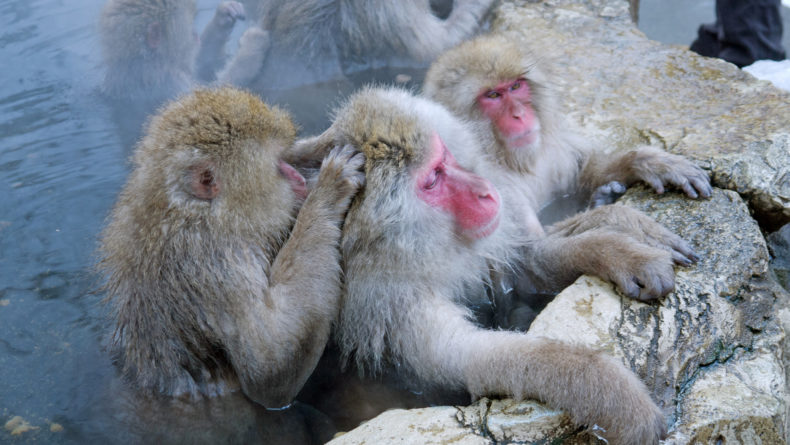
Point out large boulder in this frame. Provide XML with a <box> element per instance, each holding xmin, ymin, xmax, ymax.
<box><xmin>329</xmin><ymin>0</ymin><xmax>790</xmax><ymax>443</ymax></box>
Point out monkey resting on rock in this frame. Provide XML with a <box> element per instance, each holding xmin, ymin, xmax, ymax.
<box><xmin>299</xmin><ymin>86</ymin><xmax>675</xmax><ymax>445</ymax></box>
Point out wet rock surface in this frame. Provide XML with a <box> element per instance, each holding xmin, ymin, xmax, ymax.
<box><xmin>330</xmin><ymin>0</ymin><xmax>790</xmax><ymax>444</ymax></box>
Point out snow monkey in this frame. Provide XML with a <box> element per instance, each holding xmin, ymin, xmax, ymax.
<box><xmin>423</xmin><ymin>34</ymin><xmax>707</xmax><ymax>313</ymax></box>
<box><xmin>302</xmin><ymin>86</ymin><xmax>668</xmax><ymax>444</ymax></box>
<box><xmin>98</xmin><ymin>86</ymin><xmax>364</xmax><ymax>408</ymax></box>
<box><xmin>99</xmin><ymin>0</ymin><xmax>267</xmax><ymax>104</ymax></box>
<box><xmin>424</xmin><ymin>33</ymin><xmax>712</xmax><ymax>219</ymax></box>
<box><xmin>233</xmin><ymin>0</ymin><xmax>496</xmax><ymax>91</ymax></box>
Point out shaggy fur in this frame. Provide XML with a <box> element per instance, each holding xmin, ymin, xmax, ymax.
<box><xmin>302</xmin><ymin>86</ymin><xmax>667</xmax><ymax>445</ymax></box>
<box><xmin>98</xmin><ymin>87</ymin><xmax>364</xmax><ymax>407</ymax></box>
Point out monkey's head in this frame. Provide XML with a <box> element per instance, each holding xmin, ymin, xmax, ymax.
<box><xmin>424</xmin><ymin>34</ymin><xmax>559</xmax><ymax>173</ymax></box>
<box><xmin>111</xmin><ymin>87</ymin><xmax>302</xmax><ymax>253</ymax></box>
<box><xmin>100</xmin><ymin>0</ymin><xmax>198</xmax><ymax>72</ymax></box>
<box><xmin>331</xmin><ymin>87</ymin><xmax>502</xmax><ymax>263</ymax></box>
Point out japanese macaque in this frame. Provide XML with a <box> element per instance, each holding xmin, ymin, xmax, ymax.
<box><xmin>98</xmin><ymin>86</ymin><xmax>364</xmax><ymax>408</ymax></box>
<box><xmin>303</xmin><ymin>86</ymin><xmax>667</xmax><ymax>444</ymax></box>
<box><xmin>235</xmin><ymin>0</ymin><xmax>495</xmax><ymax>91</ymax></box>
<box><xmin>424</xmin><ymin>34</ymin><xmax>712</xmax><ymax>219</ymax></box>
<box><xmin>99</xmin><ymin>0</ymin><xmax>266</xmax><ymax>104</ymax></box>
<box><xmin>423</xmin><ymin>34</ymin><xmax>708</xmax><ymax>310</ymax></box>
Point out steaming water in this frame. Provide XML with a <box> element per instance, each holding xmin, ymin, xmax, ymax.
<box><xmin>0</xmin><ymin>1</ymin><xmax>440</xmax><ymax>443</ymax></box>
<box><xmin>0</xmin><ymin>0</ymin><xmax>741</xmax><ymax>443</ymax></box>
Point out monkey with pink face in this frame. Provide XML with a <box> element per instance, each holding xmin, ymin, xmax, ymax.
<box><xmin>423</xmin><ymin>34</ymin><xmax>709</xmax><ymax>306</ymax></box>
<box><xmin>99</xmin><ymin>87</ymin><xmax>364</xmax><ymax>408</ymax></box>
<box><xmin>424</xmin><ymin>34</ymin><xmax>712</xmax><ymax>218</ymax></box>
<box><xmin>299</xmin><ymin>86</ymin><xmax>678</xmax><ymax>445</ymax></box>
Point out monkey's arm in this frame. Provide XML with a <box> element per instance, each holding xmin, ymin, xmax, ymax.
<box><xmin>230</xmin><ymin>146</ymin><xmax>364</xmax><ymax>408</ymax></box>
<box><xmin>372</xmin><ymin>294</ymin><xmax>666</xmax><ymax>445</ymax></box>
<box><xmin>546</xmin><ymin>204</ymin><xmax>699</xmax><ymax>265</ymax></box>
<box><xmin>216</xmin><ymin>26</ymin><xmax>270</xmax><ymax>86</ymax></box>
<box><xmin>393</xmin><ymin>0</ymin><xmax>494</xmax><ymax>61</ymax></box>
<box><xmin>522</xmin><ymin>223</ymin><xmax>685</xmax><ymax>301</ymax></box>
<box><xmin>578</xmin><ymin>145</ymin><xmax>712</xmax><ymax>200</ymax></box>
<box><xmin>195</xmin><ymin>1</ymin><xmax>246</xmax><ymax>82</ymax></box>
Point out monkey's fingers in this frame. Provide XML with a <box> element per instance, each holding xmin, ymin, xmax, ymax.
<box><xmin>220</xmin><ymin>1</ymin><xmax>247</xmax><ymax>21</ymax></box>
<box><xmin>610</xmin><ymin>251</ymin><xmax>675</xmax><ymax>300</ymax></box>
<box><xmin>641</xmin><ymin>173</ymin><xmax>665</xmax><ymax>195</ymax></box>
<box><xmin>662</xmin><ymin>164</ymin><xmax>712</xmax><ymax>199</ymax></box>
<box><xmin>643</xmin><ymin>227</ymin><xmax>700</xmax><ymax>266</ymax></box>
<box><xmin>688</xmin><ymin>174</ymin><xmax>713</xmax><ymax>199</ymax></box>
<box><xmin>669</xmin><ymin>238</ymin><xmax>700</xmax><ymax>265</ymax></box>
<box><xmin>327</xmin><ymin>144</ymin><xmax>366</xmax><ymax>189</ymax></box>
<box><xmin>613</xmin><ymin>273</ymin><xmax>642</xmax><ymax>300</ymax></box>
<box><xmin>635</xmin><ymin>266</ymin><xmax>675</xmax><ymax>300</ymax></box>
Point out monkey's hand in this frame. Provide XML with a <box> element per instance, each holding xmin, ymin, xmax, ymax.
<box><xmin>567</xmin><ymin>230</ymin><xmax>677</xmax><ymax>301</ymax></box>
<box><xmin>214</xmin><ymin>2</ymin><xmax>246</xmax><ymax>29</ymax></box>
<box><xmin>605</xmin><ymin>238</ymin><xmax>676</xmax><ymax>301</ymax></box>
<box><xmin>313</xmin><ymin>145</ymin><xmax>366</xmax><ymax>217</ymax></box>
<box><xmin>549</xmin><ymin>204</ymin><xmax>700</xmax><ymax>267</ymax></box>
<box><xmin>630</xmin><ymin>147</ymin><xmax>712</xmax><ymax>199</ymax></box>
<box><xmin>589</xmin><ymin>181</ymin><xmax>626</xmax><ymax>208</ymax></box>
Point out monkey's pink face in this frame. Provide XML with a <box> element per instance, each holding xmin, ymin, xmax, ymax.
<box><xmin>477</xmin><ymin>78</ymin><xmax>539</xmax><ymax>150</ymax></box>
<box><xmin>416</xmin><ymin>134</ymin><xmax>500</xmax><ymax>240</ymax></box>
<box><xmin>278</xmin><ymin>161</ymin><xmax>308</xmax><ymax>200</ymax></box>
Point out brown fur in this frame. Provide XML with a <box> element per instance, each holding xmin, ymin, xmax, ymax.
<box><xmin>304</xmin><ymin>86</ymin><xmax>666</xmax><ymax>445</ymax></box>
<box><xmin>98</xmin><ymin>86</ymin><xmax>364</xmax><ymax>407</ymax></box>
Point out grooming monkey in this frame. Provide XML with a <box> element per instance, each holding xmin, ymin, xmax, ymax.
<box><xmin>98</xmin><ymin>86</ymin><xmax>364</xmax><ymax>408</ymax></box>
<box><xmin>424</xmin><ymin>33</ymin><xmax>712</xmax><ymax>219</ymax></box>
<box><xmin>303</xmin><ymin>86</ymin><xmax>668</xmax><ymax>444</ymax></box>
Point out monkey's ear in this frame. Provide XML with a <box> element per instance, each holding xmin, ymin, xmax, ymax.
<box><xmin>188</xmin><ymin>164</ymin><xmax>221</xmax><ymax>200</ymax></box>
<box><xmin>146</xmin><ymin>22</ymin><xmax>162</xmax><ymax>49</ymax></box>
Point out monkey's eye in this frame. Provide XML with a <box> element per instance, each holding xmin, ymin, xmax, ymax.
<box><xmin>510</xmin><ymin>81</ymin><xmax>521</xmax><ymax>91</ymax></box>
<box><xmin>484</xmin><ymin>91</ymin><xmax>501</xmax><ymax>99</ymax></box>
<box><xmin>424</xmin><ymin>167</ymin><xmax>442</xmax><ymax>190</ymax></box>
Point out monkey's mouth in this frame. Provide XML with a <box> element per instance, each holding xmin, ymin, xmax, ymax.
<box><xmin>506</xmin><ymin>131</ymin><xmax>539</xmax><ymax>150</ymax></box>
<box><xmin>464</xmin><ymin>211</ymin><xmax>501</xmax><ymax>240</ymax></box>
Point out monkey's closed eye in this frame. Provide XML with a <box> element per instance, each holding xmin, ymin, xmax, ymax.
<box><xmin>424</xmin><ymin>168</ymin><xmax>442</xmax><ymax>190</ymax></box>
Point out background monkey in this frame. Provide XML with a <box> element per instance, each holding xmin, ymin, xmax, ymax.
<box><xmin>424</xmin><ymin>33</ymin><xmax>712</xmax><ymax>219</ymax></box>
<box><xmin>99</xmin><ymin>0</ymin><xmax>268</xmax><ymax>142</ymax></box>
<box><xmin>230</xmin><ymin>0</ymin><xmax>496</xmax><ymax>133</ymax></box>
<box><xmin>98</xmin><ymin>86</ymin><xmax>364</xmax><ymax>408</ymax></box>
<box><xmin>305</xmin><ymin>86</ymin><xmax>668</xmax><ymax>444</ymax></box>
